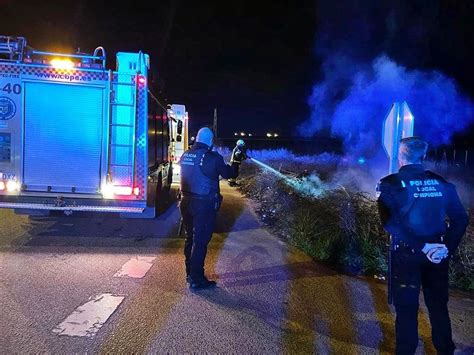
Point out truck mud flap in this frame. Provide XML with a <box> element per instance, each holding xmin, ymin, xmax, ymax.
<box><xmin>120</xmin><ymin>207</ymin><xmax>155</xmax><ymax>219</ymax></box>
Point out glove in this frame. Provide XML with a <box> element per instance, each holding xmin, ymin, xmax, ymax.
<box><xmin>422</xmin><ymin>243</ymin><xmax>448</xmax><ymax>264</ymax></box>
<box><xmin>232</xmin><ymin>148</ymin><xmax>246</xmax><ymax>163</ymax></box>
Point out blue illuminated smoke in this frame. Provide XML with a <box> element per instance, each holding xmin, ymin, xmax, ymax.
<box><xmin>299</xmin><ymin>55</ymin><xmax>474</xmax><ymax>157</ymax></box>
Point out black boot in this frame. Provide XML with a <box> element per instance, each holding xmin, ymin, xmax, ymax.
<box><xmin>190</xmin><ymin>277</ymin><xmax>217</xmax><ymax>290</ymax></box>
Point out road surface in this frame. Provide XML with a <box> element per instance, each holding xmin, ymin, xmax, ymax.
<box><xmin>1</xmin><ymin>184</ymin><xmax>473</xmax><ymax>354</ymax></box>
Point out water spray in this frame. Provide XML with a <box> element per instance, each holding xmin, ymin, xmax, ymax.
<box><xmin>250</xmin><ymin>158</ymin><xmax>294</xmax><ymax>183</ymax></box>
<box><xmin>249</xmin><ymin>157</ymin><xmax>327</xmax><ymax>197</ymax></box>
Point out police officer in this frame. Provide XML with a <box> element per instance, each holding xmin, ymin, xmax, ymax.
<box><xmin>179</xmin><ymin>127</ymin><xmax>242</xmax><ymax>290</ymax></box>
<box><xmin>377</xmin><ymin>137</ymin><xmax>468</xmax><ymax>355</ymax></box>
<box><xmin>228</xmin><ymin>139</ymin><xmax>247</xmax><ymax>187</ymax></box>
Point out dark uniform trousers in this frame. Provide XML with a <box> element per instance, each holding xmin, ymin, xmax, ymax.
<box><xmin>179</xmin><ymin>196</ymin><xmax>217</xmax><ymax>282</ymax></box>
<box><xmin>393</xmin><ymin>247</ymin><xmax>454</xmax><ymax>355</ymax></box>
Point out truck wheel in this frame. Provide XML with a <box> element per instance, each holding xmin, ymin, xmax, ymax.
<box><xmin>166</xmin><ymin>165</ymin><xmax>173</xmax><ymax>191</ymax></box>
<box><xmin>155</xmin><ymin>174</ymin><xmax>168</xmax><ymax>215</ymax></box>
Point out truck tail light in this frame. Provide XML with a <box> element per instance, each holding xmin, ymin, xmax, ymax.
<box><xmin>113</xmin><ymin>186</ymin><xmax>133</xmax><ymax>196</ymax></box>
<box><xmin>0</xmin><ymin>181</ymin><xmax>5</xmax><ymax>191</ymax></box>
<box><xmin>101</xmin><ymin>184</ymin><xmax>114</xmax><ymax>198</ymax></box>
<box><xmin>102</xmin><ymin>184</ymin><xmax>134</xmax><ymax>198</ymax></box>
<box><xmin>6</xmin><ymin>180</ymin><xmax>19</xmax><ymax>192</ymax></box>
<box><xmin>133</xmin><ymin>187</ymin><xmax>140</xmax><ymax>196</ymax></box>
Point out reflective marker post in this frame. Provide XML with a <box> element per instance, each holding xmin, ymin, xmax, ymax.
<box><xmin>382</xmin><ymin>101</ymin><xmax>415</xmax><ymax>174</ymax></box>
<box><xmin>382</xmin><ymin>101</ymin><xmax>415</xmax><ymax>304</ymax></box>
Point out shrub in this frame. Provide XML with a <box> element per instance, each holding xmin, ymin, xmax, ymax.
<box><xmin>449</xmin><ymin>220</ymin><xmax>474</xmax><ymax>290</ymax></box>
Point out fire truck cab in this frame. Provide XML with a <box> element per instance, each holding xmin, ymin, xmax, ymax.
<box><xmin>0</xmin><ymin>36</ymin><xmax>172</xmax><ymax>218</ymax></box>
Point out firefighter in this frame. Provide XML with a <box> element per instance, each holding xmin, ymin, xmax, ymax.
<box><xmin>179</xmin><ymin>127</ymin><xmax>242</xmax><ymax>290</ymax></box>
<box><xmin>377</xmin><ymin>137</ymin><xmax>468</xmax><ymax>355</ymax></box>
<box><xmin>228</xmin><ymin>139</ymin><xmax>247</xmax><ymax>187</ymax></box>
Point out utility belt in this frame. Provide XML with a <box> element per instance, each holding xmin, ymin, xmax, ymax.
<box><xmin>392</xmin><ymin>241</ymin><xmax>417</xmax><ymax>253</ymax></box>
<box><xmin>392</xmin><ymin>234</ymin><xmax>445</xmax><ymax>254</ymax></box>
<box><xmin>179</xmin><ymin>190</ymin><xmax>223</xmax><ymax>211</ymax></box>
<box><xmin>180</xmin><ymin>191</ymin><xmax>218</xmax><ymax>199</ymax></box>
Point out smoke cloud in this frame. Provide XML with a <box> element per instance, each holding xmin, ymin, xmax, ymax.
<box><xmin>299</xmin><ymin>2</ymin><xmax>474</xmax><ymax>158</ymax></box>
<box><xmin>299</xmin><ymin>54</ymin><xmax>474</xmax><ymax>157</ymax></box>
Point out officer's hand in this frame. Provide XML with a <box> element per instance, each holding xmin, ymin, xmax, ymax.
<box><xmin>431</xmin><ymin>248</ymin><xmax>448</xmax><ymax>263</ymax></box>
<box><xmin>422</xmin><ymin>243</ymin><xmax>448</xmax><ymax>264</ymax></box>
<box><xmin>233</xmin><ymin>149</ymin><xmax>245</xmax><ymax>163</ymax></box>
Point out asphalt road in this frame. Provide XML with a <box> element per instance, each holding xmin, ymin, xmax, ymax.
<box><xmin>1</xmin><ymin>184</ymin><xmax>473</xmax><ymax>354</ymax></box>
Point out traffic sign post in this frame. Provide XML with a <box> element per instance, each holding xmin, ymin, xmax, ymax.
<box><xmin>382</xmin><ymin>101</ymin><xmax>415</xmax><ymax>173</ymax></box>
<box><xmin>382</xmin><ymin>101</ymin><xmax>415</xmax><ymax>305</ymax></box>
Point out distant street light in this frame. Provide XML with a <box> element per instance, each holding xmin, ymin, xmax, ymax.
<box><xmin>234</xmin><ymin>132</ymin><xmax>238</xmax><ymax>136</ymax></box>
<box><xmin>266</xmin><ymin>133</ymin><xmax>272</xmax><ymax>138</ymax></box>
<box><xmin>274</xmin><ymin>133</ymin><xmax>279</xmax><ymax>137</ymax></box>
<box><xmin>240</xmin><ymin>132</ymin><xmax>246</xmax><ymax>136</ymax></box>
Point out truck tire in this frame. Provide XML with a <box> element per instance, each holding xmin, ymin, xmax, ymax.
<box><xmin>155</xmin><ymin>173</ymin><xmax>169</xmax><ymax>216</ymax></box>
<box><xmin>166</xmin><ymin>165</ymin><xmax>173</xmax><ymax>191</ymax></box>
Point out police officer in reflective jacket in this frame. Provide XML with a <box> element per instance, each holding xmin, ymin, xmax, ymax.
<box><xmin>377</xmin><ymin>137</ymin><xmax>468</xmax><ymax>355</ymax></box>
<box><xmin>179</xmin><ymin>127</ymin><xmax>241</xmax><ymax>290</ymax></box>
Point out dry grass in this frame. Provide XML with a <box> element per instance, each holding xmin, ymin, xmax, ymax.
<box><xmin>449</xmin><ymin>218</ymin><xmax>474</xmax><ymax>290</ymax></box>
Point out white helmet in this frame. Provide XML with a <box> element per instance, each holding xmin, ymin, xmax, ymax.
<box><xmin>236</xmin><ymin>139</ymin><xmax>245</xmax><ymax>147</ymax></box>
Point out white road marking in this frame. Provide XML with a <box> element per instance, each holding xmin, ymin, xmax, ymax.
<box><xmin>52</xmin><ymin>294</ymin><xmax>124</xmax><ymax>337</ymax></box>
<box><xmin>113</xmin><ymin>256</ymin><xmax>156</xmax><ymax>278</ymax></box>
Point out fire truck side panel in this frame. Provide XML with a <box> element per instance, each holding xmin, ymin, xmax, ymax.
<box><xmin>147</xmin><ymin>96</ymin><xmax>168</xmax><ymax>172</ymax></box>
<box><xmin>146</xmin><ymin>93</ymin><xmax>172</xmax><ymax>210</ymax></box>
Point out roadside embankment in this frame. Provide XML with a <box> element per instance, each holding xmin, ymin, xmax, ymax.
<box><xmin>236</xmin><ymin>151</ymin><xmax>473</xmax><ymax>291</ymax></box>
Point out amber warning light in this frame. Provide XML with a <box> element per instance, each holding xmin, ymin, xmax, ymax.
<box><xmin>50</xmin><ymin>58</ymin><xmax>75</xmax><ymax>69</ymax></box>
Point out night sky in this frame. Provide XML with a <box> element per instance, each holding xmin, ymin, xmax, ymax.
<box><xmin>1</xmin><ymin>0</ymin><xmax>473</xmax><ymax>141</ymax></box>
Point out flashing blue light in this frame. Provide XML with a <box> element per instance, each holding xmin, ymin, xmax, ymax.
<box><xmin>358</xmin><ymin>156</ymin><xmax>366</xmax><ymax>164</ymax></box>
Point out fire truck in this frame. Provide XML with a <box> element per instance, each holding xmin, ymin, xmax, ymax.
<box><xmin>167</xmin><ymin>104</ymin><xmax>189</xmax><ymax>183</ymax></box>
<box><xmin>0</xmin><ymin>36</ymin><xmax>173</xmax><ymax>218</ymax></box>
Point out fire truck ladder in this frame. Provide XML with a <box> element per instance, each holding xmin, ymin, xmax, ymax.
<box><xmin>108</xmin><ymin>72</ymin><xmax>138</xmax><ymax>188</ymax></box>
<box><xmin>1</xmin><ymin>35</ymin><xmax>106</xmax><ymax>67</ymax></box>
